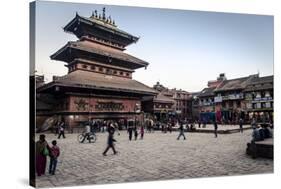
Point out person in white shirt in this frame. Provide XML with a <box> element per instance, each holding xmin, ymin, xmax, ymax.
<box><xmin>82</xmin><ymin>124</ymin><xmax>91</xmax><ymax>143</ymax></box>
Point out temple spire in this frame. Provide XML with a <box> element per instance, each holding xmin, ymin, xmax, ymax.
<box><xmin>102</xmin><ymin>7</ymin><xmax>106</xmax><ymax>20</ymax></box>
<box><xmin>108</xmin><ymin>16</ymin><xmax>112</xmax><ymax>24</ymax></box>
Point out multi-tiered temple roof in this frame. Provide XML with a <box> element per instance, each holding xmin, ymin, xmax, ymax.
<box><xmin>50</xmin><ymin>39</ymin><xmax>148</xmax><ymax>69</ymax></box>
<box><xmin>38</xmin><ymin>8</ymin><xmax>156</xmax><ymax>96</ymax></box>
<box><xmin>64</xmin><ymin>9</ymin><xmax>139</xmax><ymax>47</ymax></box>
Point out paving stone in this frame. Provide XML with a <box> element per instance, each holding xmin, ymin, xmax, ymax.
<box><xmin>35</xmin><ymin>129</ymin><xmax>273</xmax><ymax>187</ymax></box>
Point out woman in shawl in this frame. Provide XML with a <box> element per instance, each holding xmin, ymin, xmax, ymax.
<box><xmin>36</xmin><ymin>134</ymin><xmax>49</xmax><ymax>176</ymax></box>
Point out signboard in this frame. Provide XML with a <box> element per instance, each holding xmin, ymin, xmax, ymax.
<box><xmin>176</xmin><ymin>110</ymin><xmax>182</xmax><ymax>114</ymax></box>
<box><xmin>253</xmin><ymin>97</ymin><xmax>273</xmax><ymax>102</ymax></box>
<box><xmin>70</xmin><ymin>96</ymin><xmax>139</xmax><ymax>112</ymax></box>
<box><xmin>95</xmin><ymin>101</ymin><xmax>124</xmax><ymax>111</ymax></box>
<box><xmin>228</xmin><ymin>94</ymin><xmax>243</xmax><ymax>100</ymax></box>
<box><xmin>214</xmin><ymin>96</ymin><xmax>222</xmax><ymax>103</ymax></box>
<box><xmin>228</xmin><ymin>94</ymin><xmax>236</xmax><ymax>100</ymax></box>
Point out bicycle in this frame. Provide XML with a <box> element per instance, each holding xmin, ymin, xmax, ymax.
<box><xmin>77</xmin><ymin>132</ymin><xmax>97</xmax><ymax>143</ymax></box>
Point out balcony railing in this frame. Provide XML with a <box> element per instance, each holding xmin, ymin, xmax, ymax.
<box><xmin>252</xmin><ymin>97</ymin><xmax>273</xmax><ymax>102</ymax></box>
<box><xmin>200</xmin><ymin>102</ymin><xmax>215</xmax><ymax>106</ymax></box>
<box><xmin>214</xmin><ymin>94</ymin><xmax>244</xmax><ymax>102</ymax></box>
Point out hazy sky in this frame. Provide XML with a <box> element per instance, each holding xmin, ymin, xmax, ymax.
<box><xmin>35</xmin><ymin>1</ymin><xmax>273</xmax><ymax>92</ymax></box>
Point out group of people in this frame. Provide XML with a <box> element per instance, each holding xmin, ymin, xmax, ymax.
<box><xmin>36</xmin><ymin>115</ymin><xmax>274</xmax><ymax>178</ymax></box>
<box><xmin>251</xmin><ymin>123</ymin><xmax>274</xmax><ymax>142</ymax></box>
<box><xmin>158</xmin><ymin>122</ymin><xmax>173</xmax><ymax>133</ymax></box>
<box><xmin>36</xmin><ymin>134</ymin><xmax>60</xmax><ymax>176</ymax></box>
<box><xmin>85</xmin><ymin>119</ymin><xmax>133</xmax><ymax>133</ymax></box>
<box><xmin>127</xmin><ymin>125</ymin><xmax>145</xmax><ymax>141</ymax></box>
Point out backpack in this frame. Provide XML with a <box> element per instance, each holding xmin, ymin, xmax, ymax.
<box><xmin>51</xmin><ymin>146</ymin><xmax>60</xmax><ymax>158</ymax></box>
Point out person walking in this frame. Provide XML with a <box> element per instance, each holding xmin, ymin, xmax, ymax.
<box><xmin>251</xmin><ymin>118</ymin><xmax>257</xmax><ymax>128</ymax></box>
<box><xmin>134</xmin><ymin>126</ymin><xmax>138</xmax><ymax>140</ymax></box>
<box><xmin>103</xmin><ymin>125</ymin><xmax>117</xmax><ymax>156</ymax></box>
<box><xmin>168</xmin><ymin>123</ymin><xmax>172</xmax><ymax>133</ymax></box>
<box><xmin>239</xmin><ymin>118</ymin><xmax>243</xmax><ymax>133</ymax></box>
<box><xmin>190</xmin><ymin>121</ymin><xmax>195</xmax><ymax>132</ymax></box>
<box><xmin>164</xmin><ymin>123</ymin><xmax>168</xmax><ymax>133</ymax></box>
<box><xmin>57</xmin><ymin>121</ymin><xmax>66</xmax><ymax>139</ymax></box>
<box><xmin>140</xmin><ymin>125</ymin><xmax>144</xmax><ymax>139</ymax></box>
<box><xmin>128</xmin><ymin>125</ymin><xmax>133</xmax><ymax>141</ymax></box>
<box><xmin>53</xmin><ymin>119</ymin><xmax>59</xmax><ymax>136</ymax></box>
<box><xmin>89</xmin><ymin>118</ymin><xmax>95</xmax><ymax>133</ymax></box>
<box><xmin>214</xmin><ymin>120</ymin><xmax>218</xmax><ymax>138</ymax></box>
<box><xmin>36</xmin><ymin>134</ymin><xmax>49</xmax><ymax>176</ymax></box>
<box><xmin>177</xmin><ymin>122</ymin><xmax>186</xmax><ymax>140</ymax></box>
<box><xmin>102</xmin><ymin>120</ymin><xmax>107</xmax><ymax>132</ymax></box>
<box><xmin>49</xmin><ymin>140</ymin><xmax>60</xmax><ymax>175</ymax></box>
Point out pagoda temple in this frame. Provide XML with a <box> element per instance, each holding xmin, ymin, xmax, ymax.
<box><xmin>36</xmin><ymin>8</ymin><xmax>157</xmax><ymax>131</ymax></box>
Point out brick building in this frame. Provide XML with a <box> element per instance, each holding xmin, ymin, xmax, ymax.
<box><xmin>196</xmin><ymin>73</ymin><xmax>273</xmax><ymax>124</ymax></box>
<box><xmin>142</xmin><ymin>92</ymin><xmax>175</xmax><ymax>122</ymax></box>
<box><xmin>171</xmin><ymin>89</ymin><xmax>193</xmax><ymax>120</ymax></box>
<box><xmin>151</xmin><ymin>82</ymin><xmax>193</xmax><ymax>120</ymax></box>
<box><xmin>243</xmin><ymin>75</ymin><xmax>273</xmax><ymax>123</ymax></box>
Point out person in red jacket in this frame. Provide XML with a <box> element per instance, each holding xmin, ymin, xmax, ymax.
<box><xmin>49</xmin><ymin>140</ymin><xmax>60</xmax><ymax>175</ymax></box>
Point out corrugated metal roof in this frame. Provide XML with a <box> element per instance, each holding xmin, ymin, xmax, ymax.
<box><xmin>215</xmin><ymin>75</ymin><xmax>256</xmax><ymax>92</ymax></box>
<box><xmin>244</xmin><ymin>75</ymin><xmax>273</xmax><ymax>92</ymax></box>
<box><xmin>197</xmin><ymin>87</ymin><xmax>215</xmax><ymax>97</ymax></box>
<box><xmin>249</xmin><ymin>75</ymin><xmax>273</xmax><ymax>84</ymax></box>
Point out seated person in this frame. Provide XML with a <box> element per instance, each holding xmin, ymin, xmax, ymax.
<box><xmin>257</xmin><ymin>125</ymin><xmax>265</xmax><ymax>141</ymax></box>
<box><xmin>262</xmin><ymin>125</ymin><xmax>271</xmax><ymax>139</ymax></box>
<box><xmin>251</xmin><ymin>126</ymin><xmax>261</xmax><ymax>142</ymax></box>
<box><xmin>268</xmin><ymin>124</ymin><xmax>273</xmax><ymax>138</ymax></box>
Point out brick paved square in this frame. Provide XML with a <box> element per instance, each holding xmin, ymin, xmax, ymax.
<box><xmin>35</xmin><ymin>129</ymin><xmax>273</xmax><ymax>188</ymax></box>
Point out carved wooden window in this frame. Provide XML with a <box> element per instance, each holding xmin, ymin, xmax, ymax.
<box><xmin>106</xmin><ymin>69</ymin><xmax>113</xmax><ymax>75</ymax></box>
